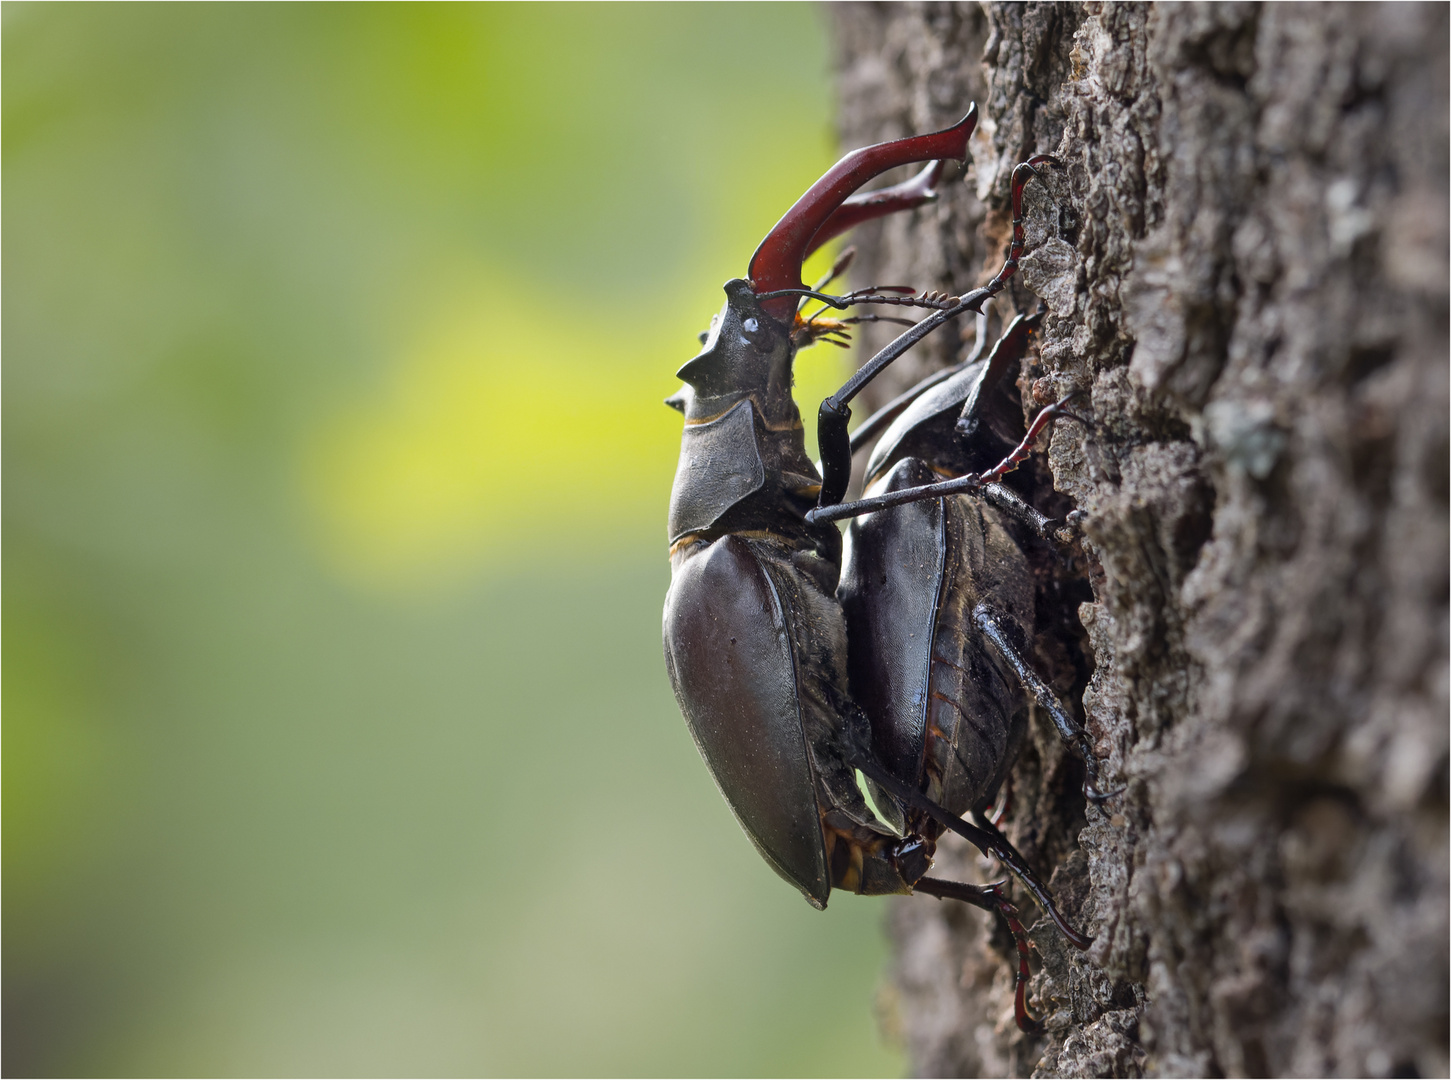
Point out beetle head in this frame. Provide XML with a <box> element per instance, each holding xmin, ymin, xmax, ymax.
<box><xmin>674</xmin><ymin>278</ymin><xmax>796</xmax><ymax>425</ymax></box>
<box><xmin>672</xmin><ymin>111</ymin><xmax>979</xmax><ymax>426</ymax></box>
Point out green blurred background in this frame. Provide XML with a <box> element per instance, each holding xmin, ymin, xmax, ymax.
<box><xmin>4</xmin><ymin>4</ymin><xmax>904</xmax><ymax>1075</ymax></box>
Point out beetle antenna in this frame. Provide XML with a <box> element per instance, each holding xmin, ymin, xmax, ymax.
<box><xmin>757</xmin><ymin>286</ymin><xmax>962</xmax><ymax>313</ymax></box>
<box><xmin>840</xmin><ymin>287</ymin><xmax>964</xmax><ymax>310</ymax></box>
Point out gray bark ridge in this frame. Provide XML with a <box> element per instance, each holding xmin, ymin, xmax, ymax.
<box><xmin>834</xmin><ymin>4</ymin><xmax>1448</xmax><ymax>1077</ymax></box>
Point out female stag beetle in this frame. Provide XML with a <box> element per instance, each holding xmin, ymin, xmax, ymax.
<box><xmin>661</xmin><ymin>107</ymin><xmax>1114</xmax><ymax>1031</ymax></box>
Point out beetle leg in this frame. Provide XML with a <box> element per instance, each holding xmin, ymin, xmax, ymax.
<box><xmin>814</xmin><ymin>297</ymin><xmax>981</xmax><ymax>506</ymax></box>
<box><xmin>914</xmin><ymin>876</ymin><xmax>1044</xmax><ymax>1034</ymax></box>
<box><xmin>803</xmin><ymin>469</ymin><xmax>1080</xmax><ymax>534</ymax></box>
<box><xmin>981</xmin><ymin>482</ymin><xmax>1080</xmax><ymax>545</ymax></box>
<box><xmin>973</xmin><ymin>604</ymin><xmax>1124</xmax><ymax>803</ymax></box>
<box><xmin>982</xmin><ymin>156</ymin><xmax>1062</xmax><ymax>296</ymax></box>
<box><xmin>806</xmin><ymin>468</ymin><xmax>987</xmax><ymax>525</ymax></box>
<box><xmin>847</xmin><ymin>303</ymin><xmax>997</xmax><ymax>454</ymax></box>
<box><xmin>974</xmin><ymin>392</ymin><xmax>1090</xmax><ymax>487</ymax></box>
<box><xmin>807</xmin><ymin>392</ymin><xmax>1089</xmax><ymax>526</ymax></box>
<box><xmin>851</xmin><ymin>755</ymin><xmax>1094</xmax><ymax>950</ymax></box>
<box><xmin>911</xmin><ymin>873</ymin><xmax>1005</xmax><ymax>913</ymax></box>
<box><xmin>903</xmin><ymin>155</ymin><xmax>1060</xmax><ymax>325</ymax></box>
<box><xmin>954</xmin><ymin>305</ymin><xmax>1043</xmax><ymax>442</ymax></box>
<box><xmin>847</xmin><ymin>358</ymin><xmax>975</xmax><ymax>452</ymax></box>
<box><xmin>809</xmin><ymin>154</ymin><xmax>1059</xmax><ymax>510</ymax></box>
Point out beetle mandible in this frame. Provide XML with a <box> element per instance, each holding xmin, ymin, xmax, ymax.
<box><xmin>661</xmin><ymin>107</ymin><xmax>1113</xmax><ymax>1031</ymax></box>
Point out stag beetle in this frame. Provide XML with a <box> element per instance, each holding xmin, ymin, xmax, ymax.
<box><xmin>661</xmin><ymin>107</ymin><xmax>1113</xmax><ymax>1031</ymax></box>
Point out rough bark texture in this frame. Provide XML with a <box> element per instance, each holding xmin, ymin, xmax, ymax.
<box><xmin>834</xmin><ymin>4</ymin><xmax>1449</xmax><ymax>1076</ymax></box>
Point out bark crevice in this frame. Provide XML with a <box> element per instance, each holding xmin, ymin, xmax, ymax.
<box><xmin>834</xmin><ymin>4</ymin><xmax>1448</xmax><ymax>1075</ymax></box>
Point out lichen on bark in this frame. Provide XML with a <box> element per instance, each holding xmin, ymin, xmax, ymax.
<box><xmin>834</xmin><ymin>4</ymin><xmax>1449</xmax><ymax>1076</ymax></box>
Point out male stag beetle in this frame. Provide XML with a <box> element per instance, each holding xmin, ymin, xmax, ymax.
<box><xmin>661</xmin><ymin>107</ymin><xmax>1114</xmax><ymax>1031</ymax></box>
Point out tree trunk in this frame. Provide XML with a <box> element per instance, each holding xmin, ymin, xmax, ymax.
<box><xmin>832</xmin><ymin>4</ymin><xmax>1448</xmax><ymax>1076</ymax></box>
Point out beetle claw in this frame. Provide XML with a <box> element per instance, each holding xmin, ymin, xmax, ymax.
<box><xmin>984</xmin><ymin>881</ymin><xmax>1046</xmax><ymax>1035</ymax></box>
<box><xmin>913</xmin><ymin>875</ymin><xmax>1046</xmax><ymax>1033</ymax></box>
<box><xmin>1072</xmin><ymin>734</ymin><xmax>1124</xmax><ymax>803</ymax></box>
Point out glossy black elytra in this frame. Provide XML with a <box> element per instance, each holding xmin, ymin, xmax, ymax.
<box><xmin>661</xmin><ymin>109</ymin><xmax>1115</xmax><ymax>1032</ymax></box>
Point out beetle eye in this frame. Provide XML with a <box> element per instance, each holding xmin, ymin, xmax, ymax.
<box><xmin>743</xmin><ymin>317</ymin><xmax>759</xmax><ymax>333</ymax></box>
<box><xmin>697</xmin><ymin>331</ymin><xmax>709</xmax><ymax>345</ymax></box>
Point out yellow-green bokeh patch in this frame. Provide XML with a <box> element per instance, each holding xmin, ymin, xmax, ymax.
<box><xmin>4</xmin><ymin>5</ymin><xmax>899</xmax><ymax>1075</ymax></box>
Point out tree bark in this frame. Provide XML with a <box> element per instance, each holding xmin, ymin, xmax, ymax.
<box><xmin>832</xmin><ymin>4</ymin><xmax>1449</xmax><ymax>1076</ymax></box>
